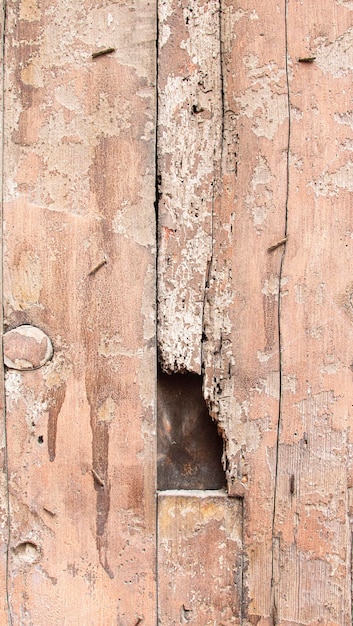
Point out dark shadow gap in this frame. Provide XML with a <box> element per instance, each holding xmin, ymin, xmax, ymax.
<box><xmin>157</xmin><ymin>367</ymin><xmax>225</xmax><ymax>490</ymax></box>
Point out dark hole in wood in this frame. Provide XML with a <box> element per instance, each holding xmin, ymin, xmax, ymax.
<box><xmin>157</xmin><ymin>368</ymin><xmax>225</xmax><ymax>490</ymax></box>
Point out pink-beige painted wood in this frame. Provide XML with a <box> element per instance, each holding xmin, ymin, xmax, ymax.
<box><xmin>157</xmin><ymin>0</ymin><xmax>288</xmax><ymax>622</ymax></box>
<box><xmin>1</xmin><ymin>0</ymin><xmax>353</xmax><ymax>624</ymax></box>
<box><xmin>157</xmin><ymin>0</ymin><xmax>353</xmax><ymax>624</ymax></box>
<box><xmin>158</xmin><ymin>491</ymin><xmax>243</xmax><ymax>624</ymax></box>
<box><xmin>274</xmin><ymin>3</ymin><xmax>353</xmax><ymax>624</ymax></box>
<box><xmin>1</xmin><ymin>0</ymin><xmax>156</xmax><ymax>623</ymax></box>
<box><xmin>0</xmin><ymin>3</ymin><xmax>8</xmax><ymax>622</ymax></box>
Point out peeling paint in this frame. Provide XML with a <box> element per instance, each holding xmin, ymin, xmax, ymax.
<box><xmin>316</xmin><ymin>28</ymin><xmax>353</xmax><ymax>77</ymax></box>
<box><xmin>234</xmin><ymin>62</ymin><xmax>288</xmax><ymax>139</ymax></box>
<box><xmin>309</xmin><ymin>160</ymin><xmax>353</xmax><ymax>197</ymax></box>
<box><xmin>157</xmin><ymin>0</ymin><xmax>222</xmax><ymax>374</ymax></box>
<box><xmin>3</xmin><ymin>0</ymin><xmax>157</xmax><ymax>621</ymax></box>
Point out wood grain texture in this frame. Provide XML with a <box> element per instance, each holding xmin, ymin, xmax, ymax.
<box><xmin>202</xmin><ymin>2</ymin><xmax>288</xmax><ymax>621</ymax></box>
<box><xmin>158</xmin><ymin>491</ymin><xmax>243</xmax><ymax>624</ymax></box>
<box><xmin>273</xmin><ymin>3</ymin><xmax>353</xmax><ymax>624</ymax></box>
<box><xmin>3</xmin><ymin>1</ymin><xmax>156</xmax><ymax>623</ymax></box>
<box><xmin>0</xmin><ymin>1</ymin><xmax>9</xmax><ymax>622</ymax></box>
<box><xmin>157</xmin><ymin>1</ymin><xmax>288</xmax><ymax>622</ymax></box>
<box><xmin>157</xmin><ymin>0</ymin><xmax>222</xmax><ymax>374</ymax></box>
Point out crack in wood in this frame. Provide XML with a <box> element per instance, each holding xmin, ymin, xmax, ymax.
<box><xmin>270</xmin><ymin>0</ymin><xmax>291</xmax><ymax>620</ymax></box>
<box><xmin>1</xmin><ymin>0</ymin><xmax>13</xmax><ymax>622</ymax></box>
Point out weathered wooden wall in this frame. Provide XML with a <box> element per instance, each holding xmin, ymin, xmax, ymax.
<box><xmin>0</xmin><ymin>2</ymin><xmax>8</xmax><ymax>623</ymax></box>
<box><xmin>1</xmin><ymin>0</ymin><xmax>353</xmax><ymax>624</ymax></box>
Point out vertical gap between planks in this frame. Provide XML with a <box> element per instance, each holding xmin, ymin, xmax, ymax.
<box><xmin>351</xmin><ymin>529</ymin><xmax>353</xmax><ymax>625</ymax></box>
<box><xmin>155</xmin><ymin>0</ymin><xmax>160</xmax><ymax>622</ymax></box>
<box><xmin>271</xmin><ymin>0</ymin><xmax>291</xmax><ymax>621</ymax></box>
<box><xmin>0</xmin><ymin>2</ymin><xmax>12</xmax><ymax>624</ymax></box>
<box><xmin>240</xmin><ymin>497</ymin><xmax>245</xmax><ymax>626</ymax></box>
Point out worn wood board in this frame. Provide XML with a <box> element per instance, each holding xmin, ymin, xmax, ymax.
<box><xmin>2</xmin><ymin>0</ymin><xmax>156</xmax><ymax>623</ymax></box>
<box><xmin>273</xmin><ymin>4</ymin><xmax>353</xmax><ymax>624</ymax></box>
<box><xmin>157</xmin><ymin>0</ymin><xmax>222</xmax><ymax>375</ymax></box>
<box><xmin>158</xmin><ymin>491</ymin><xmax>243</xmax><ymax>625</ymax></box>
<box><xmin>1</xmin><ymin>0</ymin><xmax>353</xmax><ymax>623</ymax></box>
<box><xmin>157</xmin><ymin>0</ymin><xmax>353</xmax><ymax>624</ymax></box>
<box><xmin>0</xmin><ymin>1</ymin><xmax>9</xmax><ymax>622</ymax></box>
<box><xmin>158</xmin><ymin>0</ymin><xmax>288</xmax><ymax>622</ymax></box>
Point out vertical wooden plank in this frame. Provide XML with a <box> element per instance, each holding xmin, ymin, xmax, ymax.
<box><xmin>158</xmin><ymin>491</ymin><xmax>243</xmax><ymax>624</ymax></box>
<box><xmin>273</xmin><ymin>3</ymin><xmax>353</xmax><ymax>624</ymax></box>
<box><xmin>3</xmin><ymin>1</ymin><xmax>156</xmax><ymax>624</ymax></box>
<box><xmin>0</xmin><ymin>0</ymin><xmax>9</xmax><ymax>622</ymax></box>
<box><xmin>158</xmin><ymin>0</ymin><xmax>289</xmax><ymax>623</ymax></box>
<box><xmin>157</xmin><ymin>0</ymin><xmax>222</xmax><ymax>375</ymax></box>
<box><xmin>203</xmin><ymin>2</ymin><xmax>288</xmax><ymax>623</ymax></box>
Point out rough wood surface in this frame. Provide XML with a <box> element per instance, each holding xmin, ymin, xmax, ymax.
<box><xmin>157</xmin><ymin>0</ymin><xmax>222</xmax><ymax>374</ymax></box>
<box><xmin>158</xmin><ymin>0</ymin><xmax>288</xmax><ymax>622</ymax></box>
<box><xmin>2</xmin><ymin>1</ymin><xmax>156</xmax><ymax>623</ymax></box>
<box><xmin>203</xmin><ymin>2</ymin><xmax>289</xmax><ymax>621</ymax></box>
<box><xmin>158</xmin><ymin>491</ymin><xmax>243</xmax><ymax>624</ymax></box>
<box><xmin>273</xmin><ymin>4</ymin><xmax>353</xmax><ymax>624</ymax></box>
<box><xmin>2</xmin><ymin>0</ymin><xmax>353</xmax><ymax>624</ymax></box>
<box><xmin>157</xmin><ymin>0</ymin><xmax>353</xmax><ymax>624</ymax></box>
<box><xmin>0</xmin><ymin>2</ymin><xmax>9</xmax><ymax>622</ymax></box>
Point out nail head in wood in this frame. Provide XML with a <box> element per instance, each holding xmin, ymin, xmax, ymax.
<box><xmin>3</xmin><ymin>325</ymin><xmax>53</xmax><ymax>371</ymax></box>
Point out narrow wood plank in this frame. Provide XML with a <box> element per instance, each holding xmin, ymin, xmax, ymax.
<box><xmin>203</xmin><ymin>2</ymin><xmax>288</xmax><ymax>622</ymax></box>
<box><xmin>158</xmin><ymin>491</ymin><xmax>243</xmax><ymax>624</ymax></box>
<box><xmin>273</xmin><ymin>4</ymin><xmax>353</xmax><ymax>624</ymax></box>
<box><xmin>3</xmin><ymin>1</ymin><xmax>156</xmax><ymax>623</ymax></box>
<box><xmin>157</xmin><ymin>0</ymin><xmax>222</xmax><ymax>374</ymax></box>
<box><xmin>0</xmin><ymin>1</ymin><xmax>9</xmax><ymax>622</ymax></box>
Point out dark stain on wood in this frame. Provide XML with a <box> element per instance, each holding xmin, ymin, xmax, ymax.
<box><xmin>47</xmin><ymin>384</ymin><xmax>67</xmax><ymax>462</ymax></box>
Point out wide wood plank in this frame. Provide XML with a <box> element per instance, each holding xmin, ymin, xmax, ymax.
<box><xmin>273</xmin><ymin>4</ymin><xmax>353</xmax><ymax>624</ymax></box>
<box><xmin>3</xmin><ymin>1</ymin><xmax>156</xmax><ymax>623</ymax></box>
<box><xmin>158</xmin><ymin>1</ymin><xmax>289</xmax><ymax>622</ymax></box>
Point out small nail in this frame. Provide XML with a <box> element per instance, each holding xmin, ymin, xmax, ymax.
<box><xmin>88</xmin><ymin>257</ymin><xmax>107</xmax><ymax>276</ymax></box>
<box><xmin>298</xmin><ymin>56</ymin><xmax>316</xmax><ymax>63</ymax></box>
<box><xmin>290</xmin><ymin>474</ymin><xmax>295</xmax><ymax>494</ymax></box>
<box><xmin>92</xmin><ymin>47</ymin><xmax>115</xmax><ymax>59</ymax></box>
<box><xmin>268</xmin><ymin>236</ymin><xmax>288</xmax><ymax>252</ymax></box>
<box><xmin>91</xmin><ymin>469</ymin><xmax>105</xmax><ymax>488</ymax></box>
